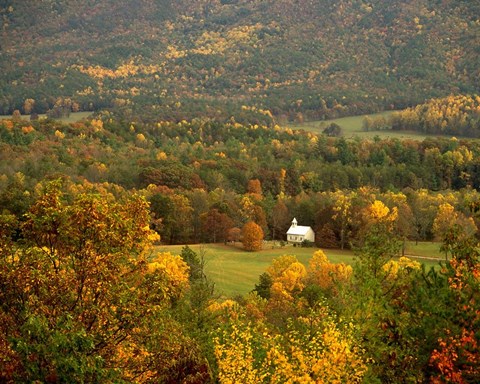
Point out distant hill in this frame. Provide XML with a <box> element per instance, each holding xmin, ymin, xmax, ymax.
<box><xmin>0</xmin><ymin>0</ymin><xmax>479</xmax><ymax>122</ymax></box>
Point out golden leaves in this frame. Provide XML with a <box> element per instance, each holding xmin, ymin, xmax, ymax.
<box><xmin>54</xmin><ymin>130</ymin><xmax>65</xmax><ymax>139</ymax></box>
<box><xmin>214</xmin><ymin>308</ymin><xmax>368</xmax><ymax>384</ymax></box>
<box><xmin>382</xmin><ymin>257</ymin><xmax>421</xmax><ymax>280</ymax></box>
<box><xmin>148</xmin><ymin>252</ymin><xmax>190</xmax><ymax>299</ymax></box>
<box><xmin>367</xmin><ymin>200</ymin><xmax>398</xmax><ymax>223</ymax></box>
<box><xmin>191</xmin><ymin>24</ymin><xmax>262</xmax><ymax>56</ymax></box>
<box><xmin>72</xmin><ymin>60</ymin><xmax>163</xmax><ymax>81</ymax></box>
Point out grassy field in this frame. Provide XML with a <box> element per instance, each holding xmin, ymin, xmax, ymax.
<box><xmin>403</xmin><ymin>241</ymin><xmax>445</xmax><ymax>260</ymax></box>
<box><xmin>154</xmin><ymin>241</ymin><xmax>443</xmax><ymax>297</ymax></box>
<box><xmin>289</xmin><ymin>111</ymin><xmax>431</xmax><ymax>140</ymax></box>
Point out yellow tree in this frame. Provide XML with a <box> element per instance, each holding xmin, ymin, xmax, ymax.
<box><xmin>214</xmin><ymin>307</ymin><xmax>368</xmax><ymax>384</ymax></box>
<box><xmin>356</xmin><ymin>200</ymin><xmax>401</xmax><ymax>278</ymax></box>
<box><xmin>331</xmin><ymin>190</ymin><xmax>355</xmax><ymax>249</ymax></box>
<box><xmin>267</xmin><ymin>255</ymin><xmax>307</xmax><ymax>303</ymax></box>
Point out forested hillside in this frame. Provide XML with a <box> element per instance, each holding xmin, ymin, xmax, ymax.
<box><xmin>1</xmin><ymin>0</ymin><xmax>479</xmax><ymax>121</ymax></box>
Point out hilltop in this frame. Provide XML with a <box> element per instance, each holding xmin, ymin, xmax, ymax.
<box><xmin>1</xmin><ymin>0</ymin><xmax>479</xmax><ymax>122</ymax></box>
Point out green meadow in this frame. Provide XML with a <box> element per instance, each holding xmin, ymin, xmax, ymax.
<box><xmin>154</xmin><ymin>241</ymin><xmax>444</xmax><ymax>297</ymax></box>
<box><xmin>289</xmin><ymin>111</ymin><xmax>432</xmax><ymax>140</ymax></box>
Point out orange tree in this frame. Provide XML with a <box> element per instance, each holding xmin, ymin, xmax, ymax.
<box><xmin>241</xmin><ymin>221</ymin><xmax>264</xmax><ymax>251</ymax></box>
<box><xmin>0</xmin><ymin>181</ymin><xmax>210</xmax><ymax>383</ymax></box>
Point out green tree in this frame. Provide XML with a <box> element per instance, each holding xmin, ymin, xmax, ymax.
<box><xmin>322</xmin><ymin>122</ymin><xmax>342</xmax><ymax>137</ymax></box>
<box><xmin>253</xmin><ymin>272</ymin><xmax>273</xmax><ymax>299</ymax></box>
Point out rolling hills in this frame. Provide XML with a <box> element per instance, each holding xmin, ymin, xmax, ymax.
<box><xmin>0</xmin><ymin>0</ymin><xmax>479</xmax><ymax>122</ymax></box>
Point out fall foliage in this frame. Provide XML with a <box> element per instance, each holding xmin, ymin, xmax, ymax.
<box><xmin>242</xmin><ymin>221</ymin><xmax>264</xmax><ymax>251</ymax></box>
<box><xmin>0</xmin><ymin>181</ymin><xmax>209</xmax><ymax>382</ymax></box>
<box><xmin>0</xmin><ymin>1</ymin><xmax>478</xmax><ymax>123</ymax></box>
<box><xmin>0</xmin><ymin>2</ymin><xmax>480</xmax><ymax>378</ymax></box>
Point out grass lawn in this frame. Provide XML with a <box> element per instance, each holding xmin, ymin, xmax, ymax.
<box><xmin>403</xmin><ymin>241</ymin><xmax>445</xmax><ymax>260</ymax></box>
<box><xmin>288</xmin><ymin>111</ymin><xmax>431</xmax><ymax>140</ymax></box>
<box><xmin>154</xmin><ymin>241</ymin><xmax>443</xmax><ymax>297</ymax></box>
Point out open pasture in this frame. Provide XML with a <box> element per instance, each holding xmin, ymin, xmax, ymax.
<box><xmin>154</xmin><ymin>241</ymin><xmax>443</xmax><ymax>296</ymax></box>
<box><xmin>289</xmin><ymin>111</ymin><xmax>430</xmax><ymax>140</ymax></box>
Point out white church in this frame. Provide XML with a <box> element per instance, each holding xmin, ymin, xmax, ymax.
<box><xmin>286</xmin><ymin>218</ymin><xmax>315</xmax><ymax>244</ymax></box>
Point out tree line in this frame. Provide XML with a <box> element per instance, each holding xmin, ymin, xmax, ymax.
<box><xmin>3</xmin><ymin>115</ymin><xmax>480</xmax><ymax>246</ymax></box>
<box><xmin>363</xmin><ymin>94</ymin><xmax>480</xmax><ymax>137</ymax></box>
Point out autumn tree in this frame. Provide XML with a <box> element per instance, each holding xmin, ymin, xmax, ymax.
<box><xmin>270</xmin><ymin>198</ymin><xmax>291</xmax><ymax>241</ymax></box>
<box><xmin>344</xmin><ymin>201</ymin><xmax>423</xmax><ymax>382</ymax></box>
<box><xmin>0</xmin><ymin>181</ymin><xmax>210</xmax><ymax>382</ymax></box>
<box><xmin>428</xmin><ymin>235</ymin><xmax>480</xmax><ymax>382</ymax></box>
<box><xmin>380</xmin><ymin>191</ymin><xmax>415</xmax><ymax>255</ymax></box>
<box><xmin>307</xmin><ymin>250</ymin><xmax>352</xmax><ymax>293</ymax></box>
<box><xmin>267</xmin><ymin>255</ymin><xmax>307</xmax><ymax>304</ymax></box>
<box><xmin>355</xmin><ymin>200</ymin><xmax>401</xmax><ymax>278</ymax></box>
<box><xmin>11</xmin><ymin>109</ymin><xmax>21</xmax><ymax>121</ymax></box>
<box><xmin>214</xmin><ymin>307</ymin><xmax>368</xmax><ymax>383</ymax></box>
<box><xmin>402</xmin><ymin>232</ymin><xmax>480</xmax><ymax>383</ymax></box>
<box><xmin>227</xmin><ymin>226</ymin><xmax>241</xmax><ymax>243</ymax></box>
<box><xmin>331</xmin><ymin>190</ymin><xmax>354</xmax><ymax>249</ymax></box>
<box><xmin>200</xmin><ymin>208</ymin><xmax>233</xmax><ymax>243</ymax></box>
<box><xmin>315</xmin><ymin>223</ymin><xmax>338</xmax><ymax>248</ymax></box>
<box><xmin>241</xmin><ymin>195</ymin><xmax>267</xmax><ymax>231</ymax></box>
<box><xmin>242</xmin><ymin>221</ymin><xmax>263</xmax><ymax>251</ymax></box>
<box><xmin>247</xmin><ymin>178</ymin><xmax>262</xmax><ymax>197</ymax></box>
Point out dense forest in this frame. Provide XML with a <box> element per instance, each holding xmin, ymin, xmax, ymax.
<box><xmin>1</xmin><ymin>0</ymin><xmax>480</xmax><ymax>382</ymax></box>
<box><xmin>1</xmin><ymin>0</ymin><xmax>479</xmax><ymax>121</ymax></box>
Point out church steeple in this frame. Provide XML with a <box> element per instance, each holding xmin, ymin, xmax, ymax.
<box><xmin>291</xmin><ymin>218</ymin><xmax>297</xmax><ymax>228</ymax></box>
